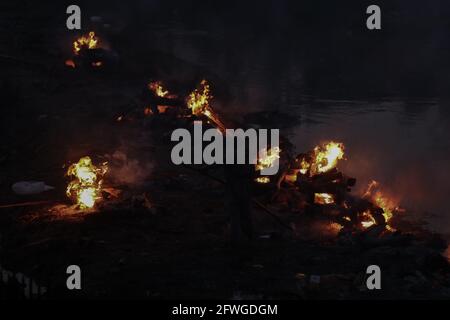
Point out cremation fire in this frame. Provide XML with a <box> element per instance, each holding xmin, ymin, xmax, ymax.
<box><xmin>64</xmin><ymin>31</ymin><xmax>106</xmax><ymax>69</ymax></box>
<box><xmin>254</xmin><ymin>147</ymin><xmax>281</xmax><ymax>184</ymax></box>
<box><xmin>256</xmin><ymin>147</ymin><xmax>281</xmax><ymax>171</ymax></box>
<box><xmin>187</xmin><ymin>80</ymin><xmax>226</xmax><ymax>132</ymax></box>
<box><xmin>148</xmin><ymin>81</ymin><xmax>174</xmax><ymax>98</ymax></box>
<box><xmin>73</xmin><ymin>31</ymin><xmax>99</xmax><ymax>55</ymax></box>
<box><xmin>362</xmin><ymin>180</ymin><xmax>399</xmax><ymax>230</ymax></box>
<box><xmin>272</xmin><ymin>140</ymin><xmax>403</xmax><ymax>233</ymax></box>
<box><xmin>300</xmin><ymin>141</ymin><xmax>345</xmax><ymax>176</ymax></box>
<box><xmin>143</xmin><ymin>81</ymin><xmax>177</xmax><ymax>115</ymax></box>
<box><xmin>187</xmin><ymin>80</ymin><xmax>211</xmax><ymax>116</ymax></box>
<box><xmin>66</xmin><ymin>156</ymin><xmax>108</xmax><ymax>209</ymax></box>
<box><xmin>312</xmin><ymin>141</ymin><xmax>344</xmax><ymax>175</ymax></box>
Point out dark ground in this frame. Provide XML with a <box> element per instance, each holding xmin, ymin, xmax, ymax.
<box><xmin>1</xmin><ymin>0</ymin><xmax>450</xmax><ymax>300</ymax></box>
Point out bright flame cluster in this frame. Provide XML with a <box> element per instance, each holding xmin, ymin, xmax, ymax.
<box><xmin>73</xmin><ymin>31</ymin><xmax>99</xmax><ymax>55</ymax></box>
<box><xmin>148</xmin><ymin>81</ymin><xmax>170</xmax><ymax>98</ymax></box>
<box><xmin>363</xmin><ymin>180</ymin><xmax>397</xmax><ymax>229</ymax></box>
<box><xmin>256</xmin><ymin>147</ymin><xmax>281</xmax><ymax>172</ymax></box>
<box><xmin>299</xmin><ymin>142</ymin><xmax>345</xmax><ymax>176</ymax></box>
<box><xmin>187</xmin><ymin>80</ymin><xmax>225</xmax><ymax>131</ymax></box>
<box><xmin>311</xmin><ymin>142</ymin><xmax>345</xmax><ymax>175</ymax></box>
<box><xmin>66</xmin><ymin>156</ymin><xmax>108</xmax><ymax>209</ymax></box>
<box><xmin>187</xmin><ymin>80</ymin><xmax>211</xmax><ymax>116</ymax></box>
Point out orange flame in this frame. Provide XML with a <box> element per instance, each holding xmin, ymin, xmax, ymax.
<box><xmin>187</xmin><ymin>80</ymin><xmax>225</xmax><ymax>131</ymax></box>
<box><xmin>363</xmin><ymin>180</ymin><xmax>399</xmax><ymax>231</ymax></box>
<box><xmin>73</xmin><ymin>31</ymin><xmax>99</xmax><ymax>55</ymax></box>
<box><xmin>187</xmin><ymin>80</ymin><xmax>211</xmax><ymax>116</ymax></box>
<box><xmin>66</xmin><ymin>156</ymin><xmax>108</xmax><ymax>209</ymax></box>
<box><xmin>148</xmin><ymin>81</ymin><xmax>171</xmax><ymax>98</ymax></box>
<box><xmin>256</xmin><ymin>147</ymin><xmax>281</xmax><ymax>173</ymax></box>
<box><xmin>297</xmin><ymin>141</ymin><xmax>345</xmax><ymax>177</ymax></box>
<box><xmin>311</xmin><ymin>141</ymin><xmax>344</xmax><ymax>175</ymax></box>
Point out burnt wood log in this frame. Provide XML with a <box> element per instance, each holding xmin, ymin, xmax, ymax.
<box><xmin>346</xmin><ymin>197</ymin><xmax>386</xmax><ymax>227</ymax></box>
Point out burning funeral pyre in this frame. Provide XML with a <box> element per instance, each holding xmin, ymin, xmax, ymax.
<box><xmin>135</xmin><ymin>78</ymin><xmax>402</xmax><ymax>236</ymax></box>
<box><xmin>51</xmin><ymin>22</ymin><xmax>442</xmax><ymax>249</ymax></box>
<box><xmin>66</xmin><ymin>156</ymin><xmax>108</xmax><ymax>209</ymax></box>
<box><xmin>65</xmin><ymin>31</ymin><xmax>117</xmax><ymax>69</ymax></box>
<box><xmin>131</xmin><ymin>79</ymin><xmax>227</xmax><ymax>131</ymax></box>
<box><xmin>148</xmin><ymin>81</ymin><xmax>176</xmax><ymax>99</ymax></box>
<box><xmin>142</xmin><ymin>81</ymin><xmax>180</xmax><ymax>116</ymax></box>
<box><xmin>73</xmin><ymin>31</ymin><xmax>99</xmax><ymax>55</ymax></box>
<box><xmin>255</xmin><ymin>147</ymin><xmax>282</xmax><ymax>184</ymax></box>
<box><xmin>258</xmin><ymin>140</ymin><xmax>402</xmax><ymax>234</ymax></box>
<box><xmin>4</xmin><ymin>14</ymin><xmax>450</xmax><ymax>300</ymax></box>
<box><xmin>55</xmin><ymin>67</ymin><xmax>406</xmax><ymax>241</ymax></box>
<box><xmin>186</xmin><ymin>80</ymin><xmax>226</xmax><ymax>132</ymax></box>
<box><xmin>5</xmin><ymin>67</ymin><xmax>450</xmax><ymax>299</ymax></box>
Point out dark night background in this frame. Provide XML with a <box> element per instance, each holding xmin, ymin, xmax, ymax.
<box><xmin>1</xmin><ymin>0</ymin><xmax>450</xmax><ymax>299</ymax></box>
<box><xmin>2</xmin><ymin>0</ymin><xmax>450</xmax><ymax>98</ymax></box>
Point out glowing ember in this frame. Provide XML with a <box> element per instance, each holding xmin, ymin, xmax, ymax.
<box><xmin>284</xmin><ymin>170</ymin><xmax>299</xmax><ymax>183</ymax></box>
<box><xmin>143</xmin><ymin>105</ymin><xmax>169</xmax><ymax>116</ymax></box>
<box><xmin>255</xmin><ymin>177</ymin><xmax>271</xmax><ymax>184</ymax></box>
<box><xmin>157</xmin><ymin>105</ymin><xmax>169</xmax><ymax>113</ymax></box>
<box><xmin>65</xmin><ymin>59</ymin><xmax>76</xmax><ymax>68</ymax></box>
<box><xmin>314</xmin><ymin>193</ymin><xmax>335</xmax><ymax>205</ymax></box>
<box><xmin>73</xmin><ymin>31</ymin><xmax>99</xmax><ymax>55</ymax></box>
<box><xmin>187</xmin><ymin>80</ymin><xmax>225</xmax><ymax>131</ymax></box>
<box><xmin>329</xmin><ymin>222</ymin><xmax>344</xmax><ymax>233</ymax></box>
<box><xmin>66</xmin><ymin>156</ymin><xmax>108</xmax><ymax>209</ymax></box>
<box><xmin>256</xmin><ymin>147</ymin><xmax>281</xmax><ymax>172</ymax></box>
<box><xmin>144</xmin><ymin>107</ymin><xmax>154</xmax><ymax>116</ymax></box>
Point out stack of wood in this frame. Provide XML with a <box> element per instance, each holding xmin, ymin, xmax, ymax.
<box><xmin>269</xmin><ymin>151</ymin><xmax>388</xmax><ymax>232</ymax></box>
